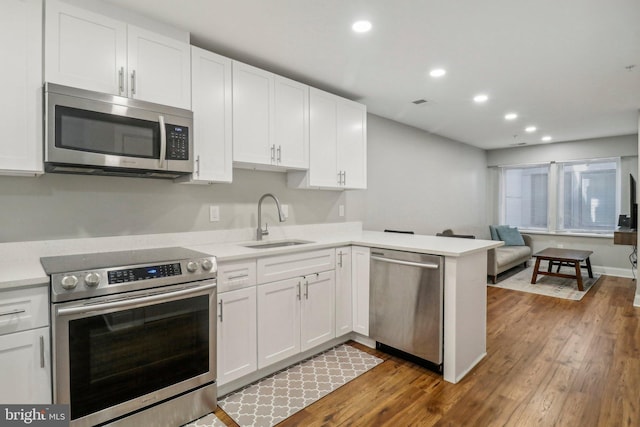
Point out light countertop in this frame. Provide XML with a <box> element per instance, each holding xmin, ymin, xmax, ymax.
<box><xmin>0</xmin><ymin>223</ymin><xmax>502</xmax><ymax>291</ymax></box>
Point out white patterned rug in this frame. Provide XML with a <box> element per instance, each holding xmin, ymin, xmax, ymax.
<box><xmin>489</xmin><ymin>265</ymin><xmax>600</xmax><ymax>300</ymax></box>
<box><xmin>187</xmin><ymin>343</ymin><xmax>383</xmax><ymax>427</ymax></box>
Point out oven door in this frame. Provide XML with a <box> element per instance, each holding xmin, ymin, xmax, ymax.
<box><xmin>52</xmin><ymin>281</ymin><xmax>216</xmax><ymax>427</ymax></box>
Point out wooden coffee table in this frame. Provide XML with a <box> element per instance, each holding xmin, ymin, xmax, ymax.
<box><xmin>531</xmin><ymin>248</ymin><xmax>593</xmax><ymax>291</ymax></box>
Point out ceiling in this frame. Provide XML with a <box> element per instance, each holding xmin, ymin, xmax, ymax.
<box><xmin>105</xmin><ymin>0</ymin><xmax>640</xmax><ymax>150</ymax></box>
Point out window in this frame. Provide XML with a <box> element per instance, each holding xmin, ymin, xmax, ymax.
<box><xmin>558</xmin><ymin>159</ymin><xmax>619</xmax><ymax>233</ymax></box>
<box><xmin>498</xmin><ymin>158</ymin><xmax>620</xmax><ymax>234</ymax></box>
<box><xmin>500</xmin><ymin>165</ymin><xmax>549</xmax><ymax>230</ymax></box>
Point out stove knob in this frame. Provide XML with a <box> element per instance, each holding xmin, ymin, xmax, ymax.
<box><xmin>61</xmin><ymin>275</ymin><xmax>78</xmax><ymax>290</ymax></box>
<box><xmin>201</xmin><ymin>259</ymin><xmax>213</xmax><ymax>271</ymax></box>
<box><xmin>186</xmin><ymin>261</ymin><xmax>199</xmax><ymax>273</ymax></box>
<box><xmin>85</xmin><ymin>272</ymin><xmax>101</xmax><ymax>287</ymax></box>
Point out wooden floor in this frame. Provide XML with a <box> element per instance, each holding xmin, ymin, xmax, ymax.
<box><xmin>214</xmin><ymin>275</ymin><xmax>640</xmax><ymax>427</ymax></box>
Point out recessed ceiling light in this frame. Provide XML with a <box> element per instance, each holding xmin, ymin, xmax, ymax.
<box><xmin>429</xmin><ymin>68</ymin><xmax>446</xmax><ymax>78</ymax></box>
<box><xmin>473</xmin><ymin>94</ymin><xmax>489</xmax><ymax>103</ymax></box>
<box><xmin>352</xmin><ymin>20</ymin><xmax>372</xmax><ymax>33</ymax></box>
<box><xmin>504</xmin><ymin>113</ymin><xmax>518</xmax><ymax>120</ymax></box>
<box><xmin>525</xmin><ymin>126</ymin><xmax>537</xmax><ymax>133</ymax></box>
<box><xmin>541</xmin><ymin>135</ymin><xmax>552</xmax><ymax>142</ymax></box>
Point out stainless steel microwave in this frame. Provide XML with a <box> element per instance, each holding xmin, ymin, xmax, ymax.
<box><xmin>44</xmin><ymin>83</ymin><xmax>193</xmax><ymax>179</ymax></box>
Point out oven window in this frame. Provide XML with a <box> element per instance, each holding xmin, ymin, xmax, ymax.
<box><xmin>56</xmin><ymin>106</ymin><xmax>160</xmax><ymax>158</ymax></box>
<box><xmin>68</xmin><ymin>295</ymin><xmax>209</xmax><ymax>420</ymax></box>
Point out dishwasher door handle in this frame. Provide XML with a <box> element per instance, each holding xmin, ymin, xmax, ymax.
<box><xmin>370</xmin><ymin>255</ymin><xmax>439</xmax><ymax>270</ymax></box>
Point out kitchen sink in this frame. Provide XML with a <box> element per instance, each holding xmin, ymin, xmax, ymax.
<box><xmin>243</xmin><ymin>239</ymin><xmax>314</xmax><ymax>249</ymax></box>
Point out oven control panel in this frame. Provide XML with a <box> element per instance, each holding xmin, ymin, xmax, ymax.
<box><xmin>108</xmin><ymin>263</ymin><xmax>182</xmax><ymax>284</ymax></box>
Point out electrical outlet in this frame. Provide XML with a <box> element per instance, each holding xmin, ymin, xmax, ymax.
<box><xmin>281</xmin><ymin>204</ymin><xmax>289</xmax><ymax>219</ymax></box>
<box><xmin>339</xmin><ymin>205</ymin><xmax>345</xmax><ymax>217</ymax></box>
<box><xmin>209</xmin><ymin>205</ymin><xmax>220</xmax><ymax>222</ymax></box>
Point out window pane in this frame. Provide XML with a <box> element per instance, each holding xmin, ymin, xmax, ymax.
<box><xmin>559</xmin><ymin>160</ymin><xmax>618</xmax><ymax>232</ymax></box>
<box><xmin>502</xmin><ymin>165</ymin><xmax>549</xmax><ymax>229</ymax></box>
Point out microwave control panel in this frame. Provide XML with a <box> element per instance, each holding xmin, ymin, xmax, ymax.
<box><xmin>166</xmin><ymin>125</ymin><xmax>189</xmax><ymax>160</ymax></box>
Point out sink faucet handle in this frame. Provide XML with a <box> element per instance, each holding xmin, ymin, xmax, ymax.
<box><xmin>263</xmin><ymin>222</ymin><xmax>269</xmax><ymax>236</ymax></box>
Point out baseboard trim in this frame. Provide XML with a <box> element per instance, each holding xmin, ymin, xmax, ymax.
<box><xmin>592</xmin><ymin>265</ymin><xmax>635</xmax><ymax>279</ymax></box>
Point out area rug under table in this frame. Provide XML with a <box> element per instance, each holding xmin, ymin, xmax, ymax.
<box><xmin>188</xmin><ymin>343</ymin><xmax>383</xmax><ymax>427</ymax></box>
<box><xmin>489</xmin><ymin>265</ymin><xmax>600</xmax><ymax>300</ymax></box>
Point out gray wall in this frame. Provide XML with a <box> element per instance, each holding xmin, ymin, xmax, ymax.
<box><xmin>486</xmin><ymin>134</ymin><xmax>639</xmax><ymax>272</ymax></box>
<box><xmin>0</xmin><ymin>169</ymin><xmax>345</xmax><ymax>242</ymax></box>
<box><xmin>347</xmin><ymin>114</ymin><xmax>489</xmax><ymax>236</ymax></box>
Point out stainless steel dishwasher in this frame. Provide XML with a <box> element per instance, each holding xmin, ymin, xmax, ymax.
<box><xmin>370</xmin><ymin>248</ymin><xmax>443</xmax><ymax>370</ymax></box>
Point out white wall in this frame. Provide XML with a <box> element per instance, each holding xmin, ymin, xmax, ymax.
<box><xmin>347</xmin><ymin>114</ymin><xmax>489</xmax><ymax>236</ymax></box>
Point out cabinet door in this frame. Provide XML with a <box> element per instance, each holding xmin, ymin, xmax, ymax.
<box><xmin>189</xmin><ymin>46</ymin><xmax>233</xmax><ymax>183</ymax></box>
<box><xmin>232</xmin><ymin>61</ymin><xmax>273</xmax><ymax>166</ymax></box>
<box><xmin>338</xmin><ymin>99</ymin><xmax>367</xmax><ymax>189</ymax></box>
<box><xmin>352</xmin><ymin>246</ymin><xmax>371</xmax><ymax>336</ymax></box>
<box><xmin>0</xmin><ymin>327</ymin><xmax>51</xmax><ymax>404</ymax></box>
<box><xmin>274</xmin><ymin>76</ymin><xmax>309</xmax><ymax>169</ymax></box>
<box><xmin>127</xmin><ymin>25</ymin><xmax>191</xmax><ymax>109</ymax></box>
<box><xmin>301</xmin><ymin>271</ymin><xmax>335</xmax><ymax>351</ymax></box>
<box><xmin>45</xmin><ymin>0</ymin><xmax>127</xmax><ymax>96</ymax></box>
<box><xmin>257</xmin><ymin>277</ymin><xmax>301</xmax><ymax>369</ymax></box>
<box><xmin>217</xmin><ymin>287</ymin><xmax>257</xmax><ymax>386</ymax></box>
<box><xmin>335</xmin><ymin>247</ymin><xmax>353</xmax><ymax>337</ymax></box>
<box><xmin>0</xmin><ymin>0</ymin><xmax>42</xmax><ymax>175</ymax></box>
<box><xmin>308</xmin><ymin>88</ymin><xmax>339</xmax><ymax>187</ymax></box>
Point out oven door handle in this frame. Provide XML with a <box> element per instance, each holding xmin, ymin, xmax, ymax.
<box><xmin>56</xmin><ymin>282</ymin><xmax>216</xmax><ymax>316</ymax></box>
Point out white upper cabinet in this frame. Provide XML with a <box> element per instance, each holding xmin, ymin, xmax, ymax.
<box><xmin>0</xmin><ymin>0</ymin><xmax>43</xmax><ymax>176</ymax></box>
<box><xmin>232</xmin><ymin>61</ymin><xmax>309</xmax><ymax>170</ymax></box>
<box><xmin>288</xmin><ymin>87</ymin><xmax>367</xmax><ymax>190</ymax></box>
<box><xmin>127</xmin><ymin>25</ymin><xmax>191</xmax><ymax>109</ymax></box>
<box><xmin>273</xmin><ymin>76</ymin><xmax>309</xmax><ymax>169</ymax></box>
<box><xmin>45</xmin><ymin>0</ymin><xmax>190</xmax><ymax>109</ymax></box>
<box><xmin>185</xmin><ymin>46</ymin><xmax>233</xmax><ymax>183</ymax></box>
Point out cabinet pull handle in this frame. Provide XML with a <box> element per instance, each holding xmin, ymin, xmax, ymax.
<box><xmin>343</xmin><ymin>170</ymin><xmax>347</xmax><ymax>186</ymax></box>
<box><xmin>228</xmin><ymin>274</ymin><xmax>249</xmax><ymax>280</ymax></box>
<box><xmin>218</xmin><ymin>300</ymin><xmax>223</xmax><ymax>321</ymax></box>
<box><xmin>131</xmin><ymin>70</ymin><xmax>137</xmax><ymax>95</ymax></box>
<box><xmin>196</xmin><ymin>155</ymin><xmax>201</xmax><ymax>177</ymax></box>
<box><xmin>337</xmin><ymin>171</ymin><xmax>342</xmax><ymax>185</ymax></box>
<box><xmin>338</xmin><ymin>251</ymin><xmax>343</xmax><ymax>268</ymax></box>
<box><xmin>304</xmin><ymin>280</ymin><xmax>309</xmax><ymax>300</ymax></box>
<box><xmin>297</xmin><ymin>282</ymin><xmax>301</xmax><ymax>300</ymax></box>
<box><xmin>118</xmin><ymin>67</ymin><xmax>124</xmax><ymax>94</ymax></box>
<box><xmin>0</xmin><ymin>309</ymin><xmax>25</xmax><ymax>317</ymax></box>
<box><xmin>39</xmin><ymin>335</ymin><xmax>45</xmax><ymax>368</ymax></box>
<box><xmin>277</xmin><ymin>145</ymin><xmax>282</xmax><ymax>163</ymax></box>
<box><xmin>271</xmin><ymin>145</ymin><xmax>275</xmax><ymax>163</ymax></box>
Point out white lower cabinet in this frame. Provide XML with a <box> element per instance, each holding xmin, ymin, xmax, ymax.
<box><xmin>216</xmin><ymin>286</ymin><xmax>257</xmax><ymax>386</ymax></box>
<box><xmin>352</xmin><ymin>246</ymin><xmax>371</xmax><ymax>336</ymax></box>
<box><xmin>335</xmin><ymin>247</ymin><xmax>353</xmax><ymax>336</ymax></box>
<box><xmin>257</xmin><ymin>271</ymin><xmax>335</xmax><ymax>369</ymax></box>
<box><xmin>0</xmin><ymin>327</ymin><xmax>51</xmax><ymax>404</ymax></box>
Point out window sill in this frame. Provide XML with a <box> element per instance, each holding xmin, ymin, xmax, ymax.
<box><xmin>519</xmin><ymin>229</ymin><xmax>614</xmax><ymax>239</ymax></box>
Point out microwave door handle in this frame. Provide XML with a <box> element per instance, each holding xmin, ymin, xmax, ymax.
<box><xmin>159</xmin><ymin>115</ymin><xmax>166</xmax><ymax>168</ymax></box>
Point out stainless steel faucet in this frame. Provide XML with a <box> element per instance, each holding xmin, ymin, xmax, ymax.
<box><xmin>256</xmin><ymin>193</ymin><xmax>286</xmax><ymax>240</ymax></box>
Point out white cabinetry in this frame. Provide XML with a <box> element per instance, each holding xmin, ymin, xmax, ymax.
<box><xmin>0</xmin><ymin>0</ymin><xmax>43</xmax><ymax>175</ymax></box>
<box><xmin>256</xmin><ymin>250</ymin><xmax>335</xmax><ymax>369</ymax></box>
<box><xmin>288</xmin><ymin>87</ymin><xmax>367</xmax><ymax>190</ymax></box>
<box><xmin>45</xmin><ymin>0</ymin><xmax>191</xmax><ymax>109</ymax></box>
<box><xmin>186</xmin><ymin>46</ymin><xmax>233</xmax><ymax>183</ymax></box>
<box><xmin>0</xmin><ymin>286</ymin><xmax>51</xmax><ymax>404</ymax></box>
<box><xmin>335</xmin><ymin>247</ymin><xmax>353</xmax><ymax>336</ymax></box>
<box><xmin>351</xmin><ymin>246</ymin><xmax>371</xmax><ymax>336</ymax></box>
<box><xmin>232</xmin><ymin>61</ymin><xmax>308</xmax><ymax>170</ymax></box>
<box><xmin>216</xmin><ymin>260</ymin><xmax>257</xmax><ymax>386</ymax></box>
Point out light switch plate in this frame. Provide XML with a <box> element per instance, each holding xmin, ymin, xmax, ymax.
<box><xmin>209</xmin><ymin>205</ymin><xmax>220</xmax><ymax>222</ymax></box>
<box><xmin>339</xmin><ymin>205</ymin><xmax>345</xmax><ymax>217</ymax></box>
<box><xmin>281</xmin><ymin>204</ymin><xmax>289</xmax><ymax>219</ymax></box>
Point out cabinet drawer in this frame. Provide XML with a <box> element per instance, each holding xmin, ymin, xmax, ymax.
<box><xmin>218</xmin><ymin>260</ymin><xmax>257</xmax><ymax>293</ymax></box>
<box><xmin>257</xmin><ymin>249</ymin><xmax>335</xmax><ymax>284</ymax></box>
<box><xmin>0</xmin><ymin>286</ymin><xmax>49</xmax><ymax>335</ymax></box>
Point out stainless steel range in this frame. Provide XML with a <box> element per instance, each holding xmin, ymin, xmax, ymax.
<box><xmin>41</xmin><ymin>247</ymin><xmax>217</xmax><ymax>427</ymax></box>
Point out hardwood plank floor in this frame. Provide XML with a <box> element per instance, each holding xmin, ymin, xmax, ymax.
<box><xmin>214</xmin><ymin>275</ymin><xmax>640</xmax><ymax>426</ymax></box>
